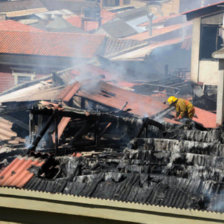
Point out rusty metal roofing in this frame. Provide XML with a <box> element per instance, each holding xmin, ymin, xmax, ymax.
<box><xmin>0</xmin><ymin>156</ymin><xmax>45</xmax><ymax>188</ymax></box>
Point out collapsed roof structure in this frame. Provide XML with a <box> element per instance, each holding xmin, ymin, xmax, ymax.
<box><xmin>0</xmin><ymin>66</ymin><xmax>223</xmax><ymax>223</ymax></box>
<box><xmin>0</xmin><ymin>1</ymin><xmax>223</xmax><ymax>223</ymax></box>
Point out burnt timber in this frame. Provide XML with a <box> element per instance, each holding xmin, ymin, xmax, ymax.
<box><xmin>0</xmin><ymin>79</ymin><xmax>223</xmax><ymax>223</ymax></box>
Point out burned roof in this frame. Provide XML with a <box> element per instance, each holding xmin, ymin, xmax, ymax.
<box><xmin>0</xmin><ymin>121</ymin><xmax>224</xmax><ymax>213</ymax></box>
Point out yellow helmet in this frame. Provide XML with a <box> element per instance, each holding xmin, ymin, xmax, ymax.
<box><xmin>167</xmin><ymin>96</ymin><xmax>178</xmax><ymax>105</ymax></box>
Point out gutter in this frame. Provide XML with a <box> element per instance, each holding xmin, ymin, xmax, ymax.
<box><xmin>0</xmin><ymin>188</ymin><xmax>223</xmax><ymax>224</ymax></box>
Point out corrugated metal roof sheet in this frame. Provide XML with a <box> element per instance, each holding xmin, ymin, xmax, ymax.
<box><xmin>117</xmin><ymin>7</ymin><xmax>147</xmax><ymax>22</ymax></box>
<box><xmin>102</xmin><ymin>19</ymin><xmax>137</xmax><ymax>38</ymax></box>
<box><xmin>112</xmin><ymin>36</ymin><xmax>191</xmax><ymax>60</ymax></box>
<box><xmin>0</xmin><ymin>156</ymin><xmax>45</xmax><ymax>187</ymax></box>
<box><xmin>104</xmin><ymin>38</ymin><xmax>146</xmax><ymax>57</ymax></box>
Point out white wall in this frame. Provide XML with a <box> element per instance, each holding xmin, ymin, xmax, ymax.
<box><xmin>198</xmin><ymin>60</ymin><xmax>219</xmax><ymax>85</ymax></box>
<box><xmin>191</xmin><ymin>18</ymin><xmax>201</xmax><ymax>83</ymax></box>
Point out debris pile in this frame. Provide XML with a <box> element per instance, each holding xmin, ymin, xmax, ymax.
<box><xmin>0</xmin><ymin>72</ymin><xmax>223</xmax><ymax>215</ymax></box>
<box><xmin>0</xmin><ymin>115</ymin><xmax>223</xmax><ymax>213</ymax></box>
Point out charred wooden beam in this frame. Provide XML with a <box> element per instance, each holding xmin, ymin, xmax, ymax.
<box><xmin>27</xmin><ymin>112</ymin><xmax>55</xmax><ymax>152</ymax></box>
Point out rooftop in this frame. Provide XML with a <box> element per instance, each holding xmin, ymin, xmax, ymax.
<box><xmin>183</xmin><ymin>1</ymin><xmax>224</xmax><ymax>20</ymax></box>
<box><xmin>0</xmin><ymin>20</ymin><xmax>43</xmax><ymax>32</ymax></box>
<box><xmin>0</xmin><ymin>0</ymin><xmax>45</xmax><ymax>12</ymax></box>
<box><xmin>0</xmin><ymin>31</ymin><xmax>105</xmax><ymax>58</ymax></box>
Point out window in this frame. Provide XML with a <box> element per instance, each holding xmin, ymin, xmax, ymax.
<box><xmin>17</xmin><ymin>75</ymin><xmax>32</xmax><ymax>84</ymax></box>
<box><xmin>199</xmin><ymin>25</ymin><xmax>223</xmax><ymax>59</ymax></box>
<box><xmin>12</xmin><ymin>72</ymin><xmax>35</xmax><ymax>85</ymax></box>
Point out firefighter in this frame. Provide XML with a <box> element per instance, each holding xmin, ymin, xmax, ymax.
<box><xmin>167</xmin><ymin>96</ymin><xmax>195</xmax><ymax>121</ymax></box>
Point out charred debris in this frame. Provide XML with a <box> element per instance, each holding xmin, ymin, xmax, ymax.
<box><xmin>0</xmin><ymin>73</ymin><xmax>224</xmax><ymax>213</ymax></box>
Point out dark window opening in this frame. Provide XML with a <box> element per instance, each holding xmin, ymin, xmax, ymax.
<box><xmin>199</xmin><ymin>25</ymin><xmax>223</xmax><ymax>60</ymax></box>
<box><xmin>18</xmin><ymin>75</ymin><xmax>32</xmax><ymax>84</ymax></box>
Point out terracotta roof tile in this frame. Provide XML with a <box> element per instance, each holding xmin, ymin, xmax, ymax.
<box><xmin>77</xmin><ymin>81</ymin><xmax>167</xmax><ymax>117</ymax></box>
<box><xmin>0</xmin><ymin>0</ymin><xmax>45</xmax><ymax>12</ymax></box>
<box><xmin>0</xmin><ymin>156</ymin><xmax>45</xmax><ymax>188</ymax></box>
<box><xmin>0</xmin><ymin>20</ymin><xmax>43</xmax><ymax>32</ymax></box>
<box><xmin>193</xmin><ymin>107</ymin><xmax>216</xmax><ymax>128</ymax></box>
<box><xmin>0</xmin><ymin>31</ymin><xmax>105</xmax><ymax>58</ymax></box>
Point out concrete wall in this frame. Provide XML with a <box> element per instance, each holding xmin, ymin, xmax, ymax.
<box><xmin>198</xmin><ymin>60</ymin><xmax>219</xmax><ymax>85</ymax></box>
<box><xmin>191</xmin><ymin>18</ymin><xmax>201</xmax><ymax>83</ymax></box>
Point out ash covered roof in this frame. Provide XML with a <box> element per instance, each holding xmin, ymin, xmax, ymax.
<box><xmin>0</xmin><ymin>125</ymin><xmax>224</xmax><ymax>213</ymax></box>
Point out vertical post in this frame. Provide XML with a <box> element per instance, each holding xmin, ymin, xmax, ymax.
<box><xmin>55</xmin><ymin>112</ymin><xmax>58</xmax><ymax>154</ymax></box>
<box><xmin>147</xmin><ymin>11</ymin><xmax>153</xmax><ymax>36</ymax></box>
<box><xmin>165</xmin><ymin>64</ymin><xmax>169</xmax><ymax>77</ymax></box>
<box><xmin>29</xmin><ymin>112</ymin><xmax>34</xmax><ymax>144</ymax></box>
<box><xmin>216</xmin><ymin>60</ymin><xmax>224</xmax><ymax>126</ymax></box>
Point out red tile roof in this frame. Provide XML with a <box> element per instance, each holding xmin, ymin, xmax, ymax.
<box><xmin>193</xmin><ymin>107</ymin><xmax>216</xmax><ymax>128</ymax></box>
<box><xmin>0</xmin><ymin>156</ymin><xmax>45</xmax><ymax>187</ymax></box>
<box><xmin>66</xmin><ymin>9</ymin><xmax>115</xmax><ymax>31</ymax></box>
<box><xmin>164</xmin><ymin>106</ymin><xmax>216</xmax><ymax>128</ymax></box>
<box><xmin>77</xmin><ymin>81</ymin><xmax>167</xmax><ymax>117</ymax></box>
<box><xmin>76</xmin><ymin>81</ymin><xmax>217</xmax><ymax>127</ymax></box>
<box><xmin>0</xmin><ymin>20</ymin><xmax>43</xmax><ymax>32</ymax></box>
<box><xmin>0</xmin><ymin>31</ymin><xmax>105</xmax><ymax>58</ymax></box>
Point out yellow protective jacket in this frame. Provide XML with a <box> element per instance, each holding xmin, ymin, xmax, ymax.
<box><xmin>175</xmin><ymin>98</ymin><xmax>195</xmax><ymax>119</ymax></box>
